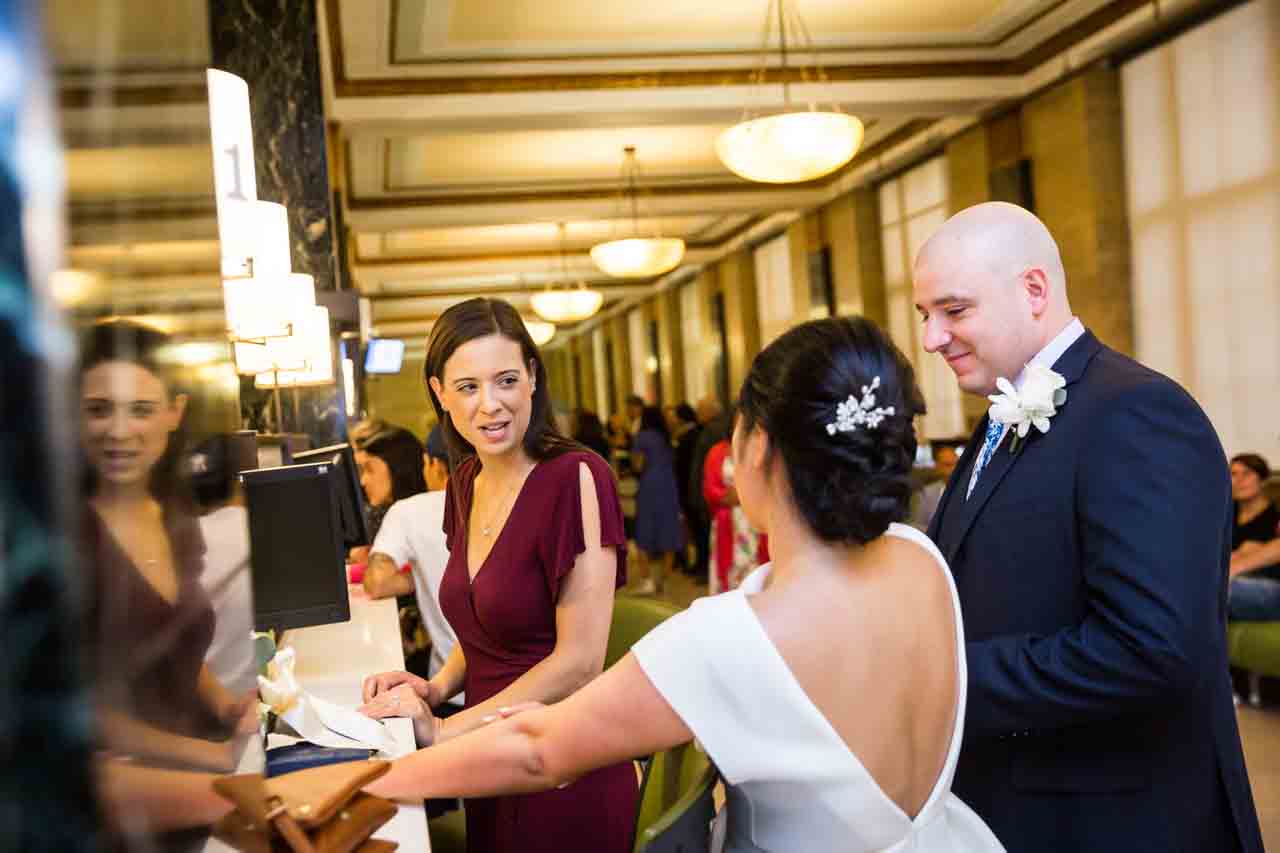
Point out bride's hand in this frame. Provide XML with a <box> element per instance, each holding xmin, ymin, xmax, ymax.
<box><xmin>362</xmin><ymin>670</ymin><xmax>435</xmax><ymax>704</ymax></box>
<box><xmin>359</xmin><ymin>683</ymin><xmax>441</xmax><ymax>747</ymax></box>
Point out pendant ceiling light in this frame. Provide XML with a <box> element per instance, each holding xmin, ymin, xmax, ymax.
<box><xmin>530</xmin><ymin>224</ymin><xmax>605</xmax><ymax>324</ymax></box>
<box><xmin>523</xmin><ymin>318</ymin><xmax>557</xmax><ymax>347</ymax></box>
<box><xmin>590</xmin><ymin>147</ymin><xmax>686</xmax><ymax>279</ymax></box>
<box><xmin>717</xmin><ymin>0</ymin><xmax>864</xmax><ymax>184</ymax></box>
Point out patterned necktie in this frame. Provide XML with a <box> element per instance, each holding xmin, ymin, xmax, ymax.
<box><xmin>966</xmin><ymin>419</ymin><xmax>1005</xmax><ymax>500</ymax></box>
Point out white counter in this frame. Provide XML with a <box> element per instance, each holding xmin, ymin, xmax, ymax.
<box><xmin>205</xmin><ymin>586</ymin><xmax>429</xmax><ymax>852</ymax></box>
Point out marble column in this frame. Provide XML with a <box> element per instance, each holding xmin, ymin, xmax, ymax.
<box><xmin>208</xmin><ymin>0</ymin><xmax>336</xmax><ymax>292</ymax></box>
<box><xmin>210</xmin><ymin>0</ymin><xmax>350</xmax><ymax>448</ymax></box>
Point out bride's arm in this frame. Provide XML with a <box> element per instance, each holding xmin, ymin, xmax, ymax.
<box><xmin>365</xmin><ymin>653</ymin><xmax>692</xmax><ymax>800</ymax></box>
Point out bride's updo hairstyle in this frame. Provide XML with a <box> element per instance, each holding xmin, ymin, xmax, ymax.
<box><xmin>735</xmin><ymin>316</ymin><xmax>926</xmax><ymax>545</ymax></box>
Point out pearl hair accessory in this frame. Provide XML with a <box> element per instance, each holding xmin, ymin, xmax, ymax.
<box><xmin>825</xmin><ymin>376</ymin><xmax>895</xmax><ymax>436</ymax></box>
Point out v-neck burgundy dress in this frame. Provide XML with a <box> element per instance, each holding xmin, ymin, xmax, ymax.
<box><xmin>438</xmin><ymin>450</ymin><xmax>638</xmax><ymax>853</ymax></box>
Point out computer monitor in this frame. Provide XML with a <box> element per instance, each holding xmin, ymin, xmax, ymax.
<box><xmin>364</xmin><ymin>338</ymin><xmax>404</xmax><ymax>374</ymax></box>
<box><xmin>288</xmin><ymin>443</ymin><xmax>370</xmax><ymax>550</ymax></box>
<box><xmin>241</xmin><ymin>462</ymin><xmax>350</xmax><ymax>632</ymax></box>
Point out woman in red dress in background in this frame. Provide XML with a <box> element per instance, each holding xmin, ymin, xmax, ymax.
<box><xmin>361</xmin><ymin>297</ymin><xmax>637</xmax><ymax>853</ymax></box>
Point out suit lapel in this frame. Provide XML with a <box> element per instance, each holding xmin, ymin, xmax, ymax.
<box><xmin>927</xmin><ymin>418</ymin><xmax>988</xmax><ymax>543</ymax></box>
<box><xmin>937</xmin><ymin>330</ymin><xmax>1104</xmax><ymax>565</ymax></box>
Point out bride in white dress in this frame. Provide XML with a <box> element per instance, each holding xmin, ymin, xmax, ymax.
<box><xmin>362</xmin><ymin>316</ymin><xmax>1005</xmax><ymax>853</ymax></box>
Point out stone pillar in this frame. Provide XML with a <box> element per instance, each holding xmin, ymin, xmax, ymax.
<box><xmin>946</xmin><ymin>125</ymin><xmax>992</xmax><ymax>213</ymax></box>
<box><xmin>719</xmin><ymin>248</ymin><xmax>761</xmax><ymax>394</ymax></box>
<box><xmin>543</xmin><ymin>348</ymin><xmax>574</xmax><ymax>417</ymax></box>
<box><xmin>608</xmin><ymin>314</ymin><xmax>632</xmax><ymax>414</ymax></box>
<box><xmin>787</xmin><ymin>218</ymin><xmax>813</xmax><ymax>325</ymax></box>
<box><xmin>1022</xmin><ymin>67</ymin><xmax>1133</xmax><ymax>356</ymax></box>
<box><xmin>210</xmin><ymin>0</ymin><xmax>349</xmax><ymax>447</ymax></box>
<box><xmin>850</xmin><ymin>189</ymin><xmax>888</xmax><ymax>330</ymax></box>
<box><xmin>822</xmin><ymin>188</ymin><xmax>887</xmax><ymax>327</ymax></box>
<box><xmin>571</xmin><ymin>335</ymin><xmax>597</xmax><ymax>414</ymax></box>
<box><xmin>208</xmin><ymin>0</ymin><xmax>336</xmax><ymax>292</ymax></box>
<box><xmin>655</xmin><ymin>289</ymin><xmax>685</xmax><ymax>406</ymax></box>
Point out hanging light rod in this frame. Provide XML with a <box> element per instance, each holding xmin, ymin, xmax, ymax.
<box><xmin>716</xmin><ymin>0</ymin><xmax>864</xmax><ymax>184</ymax></box>
<box><xmin>590</xmin><ymin>146</ymin><xmax>686</xmax><ymax>278</ymax></box>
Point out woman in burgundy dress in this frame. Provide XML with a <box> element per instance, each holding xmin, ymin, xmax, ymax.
<box><xmin>361</xmin><ymin>298</ymin><xmax>637</xmax><ymax>853</ymax></box>
<box><xmin>79</xmin><ymin>321</ymin><xmax>249</xmax><ymax>842</ymax></box>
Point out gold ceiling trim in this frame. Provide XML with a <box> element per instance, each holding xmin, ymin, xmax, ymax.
<box><xmin>351</xmin><ymin>120</ymin><xmax>930</xmax><ymax>210</ymax></box>
<box><xmin>56</xmin><ymin>0</ymin><xmax>1166</xmax><ymax>110</ymax></box>
<box><xmin>327</xmin><ymin>0</ymin><xmax>1153</xmax><ymax>98</ymax></box>
<box><xmin>379</xmin><ymin>118</ymin><xmax>880</xmax><ymax>195</ymax></box>
<box><xmin>384</xmin><ymin>0</ymin><xmax>1071</xmax><ymax>66</ymax></box>
<box><xmin>352</xmin><ymin>215</ymin><xmax>763</xmax><ymax>267</ymax></box>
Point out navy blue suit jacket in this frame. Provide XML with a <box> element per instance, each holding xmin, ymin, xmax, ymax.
<box><xmin>928</xmin><ymin>331</ymin><xmax>1263</xmax><ymax>852</ymax></box>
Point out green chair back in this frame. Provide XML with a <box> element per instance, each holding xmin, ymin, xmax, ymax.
<box><xmin>633</xmin><ymin>741</ymin><xmax>717</xmax><ymax>853</ymax></box>
<box><xmin>1228</xmin><ymin>621</ymin><xmax>1280</xmax><ymax>678</ymax></box>
<box><xmin>606</xmin><ymin>594</ymin><xmax>682</xmax><ymax>669</ymax></box>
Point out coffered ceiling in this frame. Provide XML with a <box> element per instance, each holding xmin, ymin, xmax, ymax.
<box><xmin>47</xmin><ymin>0</ymin><xmax>1220</xmax><ymax>349</ymax></box>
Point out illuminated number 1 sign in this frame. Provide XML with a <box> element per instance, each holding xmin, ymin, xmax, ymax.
<box><xmin>208</xmin><ymin>70</ymin><xmax>257</xmax><ymax>208</ymax></box>
<box><xmin>222</xmin><ymin>144</ymin><xmax>249</xmax><ymax>201</ymax></box>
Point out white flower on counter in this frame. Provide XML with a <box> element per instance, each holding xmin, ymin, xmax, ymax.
<box><xmin>258</xmin><ymin>646</ymin><xmax>301</xmax><ymax>714</ymax></box>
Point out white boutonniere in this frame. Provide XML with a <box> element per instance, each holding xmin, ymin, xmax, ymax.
<box><xmin>987</xmin><ymin>364</ymin><xmax>1067</xmax><ymax>454</ymax></box>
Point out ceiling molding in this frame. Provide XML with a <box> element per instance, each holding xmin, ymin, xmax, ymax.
<box><xmin>386</xmin><ymin>0</ymin><xmax>1071</xmax><ymax>66</ymax></box>
<box><xmin>325</xmin><ymin>0</ymin><xmax>1156</xmax><ymax>98</ymax></box>
<box><xmin>349</xmin><ymin>118</ymin><xmax>929</xmax><ymax>212</ymax></box>
<box><xmin>353</xmin><ymin>214</ymin><xmax>763</xmax><ymax>266</ymax></box>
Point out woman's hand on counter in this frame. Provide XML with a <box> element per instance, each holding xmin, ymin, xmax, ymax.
<box><xmin>361</xmin><ymin>669</ymin><xmax>439</xmax><ymax>706</ymax></box>
<box><xmin>359</xmin><ymin>683</ymin><xmax>441</xmax><ymax>747</ymax></box>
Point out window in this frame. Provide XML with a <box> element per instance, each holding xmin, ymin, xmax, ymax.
<box><xmin>1121</xmin><ymin>0</ymin><xmax>1279</xmax><ymax>460</ymax></box>
<box><xmin>680</xmin><ymin>279</ymin><xmax>709</xmax><ymax>405</ymax></box>
<box><xmin>628</xmin><ymin>308</ymin><xmax>648</xmax><ymax>403</ymax></box>
<box><xmin>601</xmin><ymin>332</ymin><xmax>617</xmax><ymax>420</ymax></box>
<box><xmin>753</xmin><ymin>232</ymin><xmax>793</xmax><ymax>345</ymax></box>
<box><xmin>648</xmin><ymin>319</ymin><xmax>663</xmax><ymax>406</ymax></box>
<box><xmin>878</xmin><ymin>156</ymin><xmax>965</xmax><ymax>439</ymax></box>
<box><xmin>807</xmin><ymin>247</ymin><xmax>835</xmax><ymax>320</ymax></box>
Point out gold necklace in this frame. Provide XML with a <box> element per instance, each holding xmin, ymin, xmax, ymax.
<box><xmin>477</xmin><ymin>474</ymin><xmax>522</xmax><ymax>538</ymax></box>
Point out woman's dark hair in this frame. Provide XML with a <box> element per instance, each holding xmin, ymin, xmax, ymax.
<box><xmin>639</xmin><ymin>405</ymin><xmax>670</xmax><ymax>442</ymax></box>
<box><xmin>363</xmin><ymin>427</ymin><xmax>428</xmax><ymax>505</ymax></box>
<box><xmin>423</xmin><ymin>297</ymin><xmax>582</xmax><ymax>467</ymax></box>
<box><xmin>188</xmin><ymin>432</ymin><xmax>258</xmax><ymax>512</ymax></box>
<box><xmin>573</xmin><ymin>409</ymin><xmax>606</xmax><ymax>444</ymax></box>
<box><xmin>78</xmin><ymin>320</ymin><xmax>191</xmax><ymax>509</ymax></box>
<box><xmin>424</xmin><ymin>424</ymin><xmax>450</xmax><ymax>467</ymax></box>
<box><xmin>736</xmin><ymin>316</ymin><xmax>926</xmax><ymax>545</ymax></box>
<box><xmin>675</xmin><ymin>403</ymin><xmax>698</xmax><ymax>425</ymax></box>
<box><xmin>1232</xmin><ymin>453</ymin><xmax>1271</xmax><ymax>483</ymax></box>
<box><xmin>188</xmin><ymin>434</ymin><xmax>236</xmax><ymax>511</ymax></box>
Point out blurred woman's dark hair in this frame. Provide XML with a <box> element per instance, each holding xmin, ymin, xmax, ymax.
<box><xmin>424</xmin><ymin>423</ymin><xmax>451</xmax><ymax>472</ymax></box>
<box><xmin>675</xmin><ymin>403</ymin><xmax>698</xmax><ymax>425</ymax></box>
<box><xmin>78</xmin><ymin>320</ymin><xmax>192</xmax><ymax>510</ymax></box>
<box><xmin>572</xmin><ymin>409</ymin><xmax>611</xmax><ymax>462</ymax></box>
<box><xmin>423</xmin><ymin>297</ymin><xmax>581</xmax><ymax>468</ymax></box>
<box><xmin>573</xmin><ymin>409</ymin><xmax>603</xmax><ymax>439</ymax></box>
<box><xmin>736</xmin><ymin>316</ymin><xmax>926</xmax><ymax>545</ymax></box>
<box><xmin>639</xmin><ymin>405</ymin><xmax>670</xmax><ymax>442</ymax></box>
<box><xmin>187</xmin><ymin>432</ymin><xmax>257</xmax><ymax>513</ymax></box>
<box><xmin>1232</xmin><ymin>453</ymin><xmax>1271</xmax><ymax>484</ymax></box>
<box><xmin>363</xmin><ymin>427</ymin><xmax>428</xmax><ymax>505</ymax></box>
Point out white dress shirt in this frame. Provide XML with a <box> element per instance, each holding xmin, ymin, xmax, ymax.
<box><xmin>966</xmin><ymin>317</ymin><xmax>1085</xmax><ymax>497</ymax></box>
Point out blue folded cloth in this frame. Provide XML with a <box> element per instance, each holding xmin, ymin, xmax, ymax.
<box><xmin>265</xmin><ymin>741</ymin><xmax>376</xmax><ymax>778</ymax></box>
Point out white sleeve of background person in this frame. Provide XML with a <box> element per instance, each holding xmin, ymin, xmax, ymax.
<box><xmin>374</xmin><ymin>492</ymin><xmax>462</xmax><ymax>701</ymax></box>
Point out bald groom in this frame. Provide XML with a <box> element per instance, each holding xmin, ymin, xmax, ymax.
<box><xmin>916</xmin><ymin>203</ymin><xmax>1262</xmax><ymax>852</ymax></box>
